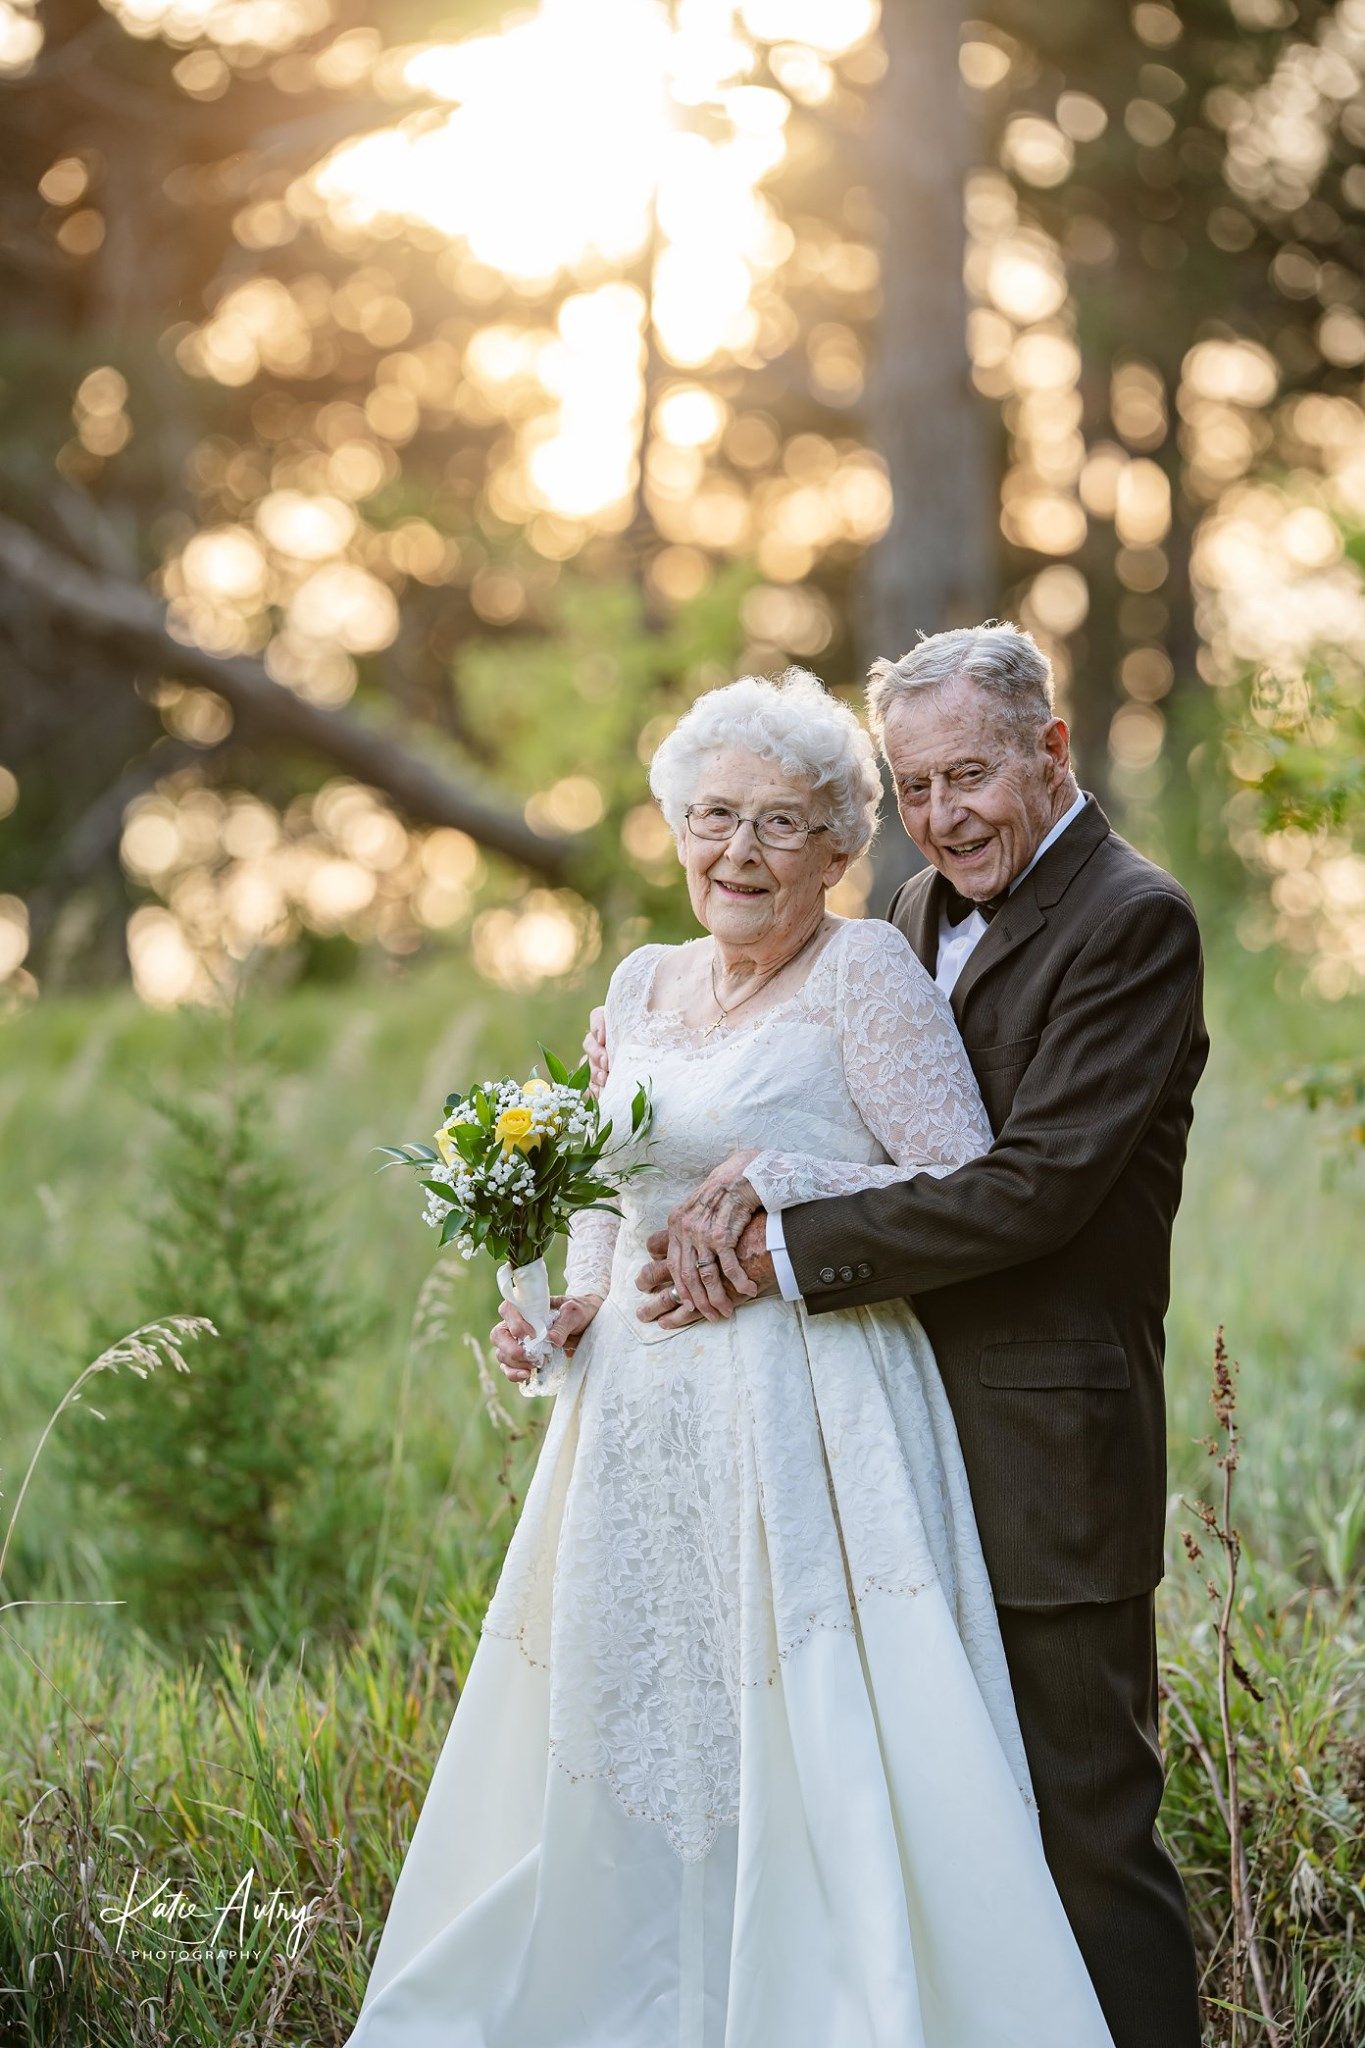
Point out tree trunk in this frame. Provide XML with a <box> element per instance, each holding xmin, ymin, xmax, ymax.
<box><xmin>859</xmin><ymin>0</ymin><xmax>996</xmax><ymax>909</ymax></box>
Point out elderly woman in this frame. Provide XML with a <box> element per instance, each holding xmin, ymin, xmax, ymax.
<box><xmin>346</xmin><ymin>672</ymin><xmax>1114</xmax><ymax>2048</ymax></box>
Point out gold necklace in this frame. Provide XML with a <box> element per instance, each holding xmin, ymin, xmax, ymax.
<box><xmin>702</xmin><ymin>919</ymin><xmax>827</xmax><ymax>1041</ymax></box>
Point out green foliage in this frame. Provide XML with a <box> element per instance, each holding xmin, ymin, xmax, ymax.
<box><xmin>454</xmin><ymin>566</ymin><xmax>753</xmax><ymax>919</ymax></box>
<box><xmin>0</xmin><ymin>1617</ymin><xmax>399</xmax><ymax>2048</ymax></box>
<box><xmin>456</xmin><ymin>569</ymin><xmax>752</xmax><ymax>773</ymax></box>
<box><xmin>1161</xmin><ymin>1568</ymin><xmax>1365</xmax><ymax>2045</ymax></box>
<box><xmin>1230</xmin><ymin>661</ymin><xmax>1365</xmax><ymax>842</ymax></box>
<box><xmin>1222</xmin><ymin>634</ymin><xmax>1365</xmax><ymax>1142</ymax></box>
<box><xmin>1280</xmin><ymin>1057</ymin><xmax>1365</xmax><ymax>1153</ymax></box>
<box><xmin>57</xmin><ymin>1056</ymin><xmax>369</xmax><ymax>1645</ymax></box>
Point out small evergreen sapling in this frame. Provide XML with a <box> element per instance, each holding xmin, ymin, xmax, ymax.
<box><xmin>63</xmin><ymin>1068</ymin><xmax>360</xmax><ymax>1639</ymax></box>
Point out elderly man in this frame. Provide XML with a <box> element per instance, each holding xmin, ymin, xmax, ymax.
<box><xmin>582</xmin><ymin>623</ymin><xmax>1207</xmax><ymax>2048</ymax></box>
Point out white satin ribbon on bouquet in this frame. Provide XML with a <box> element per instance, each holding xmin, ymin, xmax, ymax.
<box><xmin>496</xmin><ymin>1256</ymin><xmax>570</xmax><ymax>1399</ymax></box>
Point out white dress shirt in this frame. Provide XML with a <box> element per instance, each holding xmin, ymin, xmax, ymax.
<box><xmin>765</xmin><ymin>790</ymin><xmax>1089</xmax><ymax>1301</ymax></box>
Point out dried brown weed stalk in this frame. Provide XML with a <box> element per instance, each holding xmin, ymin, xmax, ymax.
<box><xmin>1177</xmin><ymin>1327</ymin><xmax>1282</xmax><ymax>2048</ymax></box>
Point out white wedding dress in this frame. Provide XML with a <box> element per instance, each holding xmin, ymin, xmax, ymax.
<box><xmin>346</xmin><ymin>915</ymin><xmax>1114</xmax><ymax>2048</ymax></box>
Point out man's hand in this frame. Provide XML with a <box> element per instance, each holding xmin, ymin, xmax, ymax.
<box><xmin>491</xmin><ymin>1293</ymin><xmax>602</xmax><ymax>1384</ymax></box>
<box><xmin>582</xmin><ymin>1005</ymin><xmax>609</xmax><ymax>1097</ymax></box>
<box><xmin>648</xmin><ymin>1147</ymin><xmax>766</xmax><ymax>1319</ymax></box>
<box><xmin>636</xmin><ymin>1208</ymin><xmax>777</xmax><ymax>1330</ymax></box>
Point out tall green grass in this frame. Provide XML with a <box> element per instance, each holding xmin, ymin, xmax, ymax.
<box><xmin>0</xmin><ymin>939</ymin><xmax>1360</xmax><ymax>2044</ymax></box>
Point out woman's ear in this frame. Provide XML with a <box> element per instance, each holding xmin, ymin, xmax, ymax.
<box><xmin>823</xmin><ymin>846</ymin><xmax>853</xmax><ymax>890</ymax></box>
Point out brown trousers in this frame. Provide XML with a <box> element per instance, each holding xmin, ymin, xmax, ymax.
<box><xmin>997</xmin><ymin>1593</ymin><xmax>1202</xmax><ymax>2048</ymax></box>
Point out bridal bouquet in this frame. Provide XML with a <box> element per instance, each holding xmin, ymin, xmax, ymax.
<box><xmin>380</xmin><ymin>1049</ymin><xmax>651</xmax><ymax>1396</ymax></box>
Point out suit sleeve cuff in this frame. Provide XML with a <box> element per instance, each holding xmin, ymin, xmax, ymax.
<box><xmin>764</xmin><ymin>1207</ymin><xmax>803</xmax><ymax>1302</ymax></box>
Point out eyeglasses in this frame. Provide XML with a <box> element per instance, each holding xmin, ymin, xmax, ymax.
<box><xmin>683</xmin><ymin>803</ymin><xmax>830</xmax><ymax>851</ymax></box>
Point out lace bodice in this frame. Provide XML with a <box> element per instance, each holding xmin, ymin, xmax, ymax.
<box><xmin>563</xmin><ymin>914</ymin><xmax>993</xmax><ymax>1303</ymax></box>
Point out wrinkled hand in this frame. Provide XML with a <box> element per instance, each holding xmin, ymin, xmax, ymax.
<box><xmin>653</xmin><ymin>1147</ymin><xmax>766</xmax><ymax>1319</ymax></box>
<box><xmin>491</xmin><ymin>1292</ymin><xmax>602</xmax><ymax>1384</ymax></box>
<box><xmin>582</xmin><ymin>1005</ymin><xmax>609</xmax><ymax>1097</ymax></box>
<box><xmin>635</xmin><ymin>1209</ymin><xmax>777</xmax><ymax>1330</ymax></box>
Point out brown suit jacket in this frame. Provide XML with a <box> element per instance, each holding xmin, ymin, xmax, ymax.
<box><xmin>781</xmin><ymin>797</ymin><xmax>1209</xmax><ymax>1608</ymax></box>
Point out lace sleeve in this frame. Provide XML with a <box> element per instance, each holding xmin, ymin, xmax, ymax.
<box><xmin>744</xmin><ymin>921</ymin><xmax>993</xmax><ymax>1211</ymax></box>
<box><xmin>562</xmin><ymin>946</ymin><xmax>656</xmax><ymax>1299</ymax></box>
<box><xmin>563</xmin><ymin>1204</ymin><xmax>617</xmax><ymax>1300</ymax></box>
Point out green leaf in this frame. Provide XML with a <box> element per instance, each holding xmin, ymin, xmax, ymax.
<box><xmin>539</xmin><ymin>1044</ymin><xmax>571</xmax><ymax>1085</ymax></box>
<box><xmin>374</xmin><ymin>1142</ymin><xmax>438</xmax><ymax>1169</ymax></box>
<box><xmin>438</xmin><ymin>1211</ymin><xmax>463</xmax><ymax>1246</ymax></box>
<box><xmin>568</xmin><ymin>1058</ymin><xmax>592</xmax><ymax>1091</ymax></box>
<box><xmin>443</xmin><ymin>1091</ymin><xmax>463</xmax><ymax>1114</ymax></box>
<box><xmin>454</xmin><ymin>1123</ymin><xmax>484</xmax><ymax>1162</ymax></box>
<box><xmin>420</xmin><ymin>1179</ymin><xmax>459</xmax><ymax>1203</ymax></box>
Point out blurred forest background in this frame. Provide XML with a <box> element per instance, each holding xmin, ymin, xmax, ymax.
<box><xmin>0</xmin><ymin>2</ymin><xmax>1362</xmax><ymax>2045</ymax></box>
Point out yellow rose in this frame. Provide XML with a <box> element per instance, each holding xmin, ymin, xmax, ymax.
<box><xmin>434</xmin><ymin>1127</ymin><xmax>458</xmax><ymax>1166</ymax></box>
<box><xmin>494</xmin><ymin>1104</ymin><xmax>540</xmax><ymax>1153</ymax></box>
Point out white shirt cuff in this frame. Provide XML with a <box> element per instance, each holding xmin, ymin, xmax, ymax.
<box><xmin>764</xmin><ymin>1206</ymin><xmax>803</xmax><ymax>1302</ymax></box>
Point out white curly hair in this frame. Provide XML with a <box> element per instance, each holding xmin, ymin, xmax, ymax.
<box><xmin>648</xmin><ymin>666</ymin><xmax>883</xmax><ymax>860</ymax></box>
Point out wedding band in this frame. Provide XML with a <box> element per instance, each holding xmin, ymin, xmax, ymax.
<box><xmin>669</xmin><ymin>1284</ymin><xmax>681</xmax><ymax>1304</ymax></box>
<box><xmin>697</xmin><ymin>1257</ymin><xmax>718</xmax><ymax>1270</ymax></box>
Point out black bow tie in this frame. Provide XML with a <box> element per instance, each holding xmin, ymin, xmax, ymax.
<box><xmin>943</xmin><ymin>883</ymin><xmax>1007</xmax><ymax>927</ymax></box>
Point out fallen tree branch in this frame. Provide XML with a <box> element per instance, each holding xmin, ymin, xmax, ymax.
<box><xmin>0</xmin><ymin>516</ymin><xmax>575</xmax><ymax>884</ymax></box>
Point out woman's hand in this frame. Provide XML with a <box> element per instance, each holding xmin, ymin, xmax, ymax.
<box><xmin>663</xmin><ymin>1148</ymin><xmax>763</xmax><ymax>1321</ymax></box>
<box><xmin>636</xmin><ymin>1213</ymin><xmax>774</xmax><ymax>1329</ymax></box>
<box><xmin>582</xmin><ymin>1006</ymin><xmax>609</xmax><ymax>1097</ymax></box>
<box><xmin>491</xmin><ymin>1293</ymin><xmax>602</xmax><ymax>1384</ymax></box>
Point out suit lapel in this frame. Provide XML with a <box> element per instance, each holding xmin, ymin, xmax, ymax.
<box><xmin>949</xmin><ymin>795</ymin><xmax>1111</xmax><ymax>1022</ymax></box>
<box><xmin>947</xmin><ymin>884</ymin><xmax>1045</xmax><ymax>1020</ymax></box>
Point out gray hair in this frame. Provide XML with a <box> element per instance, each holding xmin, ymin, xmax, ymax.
<box><xmin>866</xmin><ymin>620</ymin><xmax>1055</xmax><ymax>751</ymax></box>
<box><xmin>649</xmin><ymin>667</ymin><xmax>883</xmax><ymax>860</ymax></box>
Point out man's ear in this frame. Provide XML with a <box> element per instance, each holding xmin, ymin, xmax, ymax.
<box><xmin>1041</xmin><ymin>716</ymin><xmax>1071</xmax><ymax>781</ymax></box>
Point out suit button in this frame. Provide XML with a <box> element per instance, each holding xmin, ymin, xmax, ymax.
<box><xmin>819</xmin><ymin>1267</ymin><xmax>837</xmax><ymax>1285</ymax></box>
<box><xmin>856</xmin><ymin>1262</ymin><xmax>872</xmax><ymax>1280</ymax></box>
<box><xmin>838</xmin><ymin>1265</ymin><xmax>855</xmax><ymax>1283</ymax></box>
